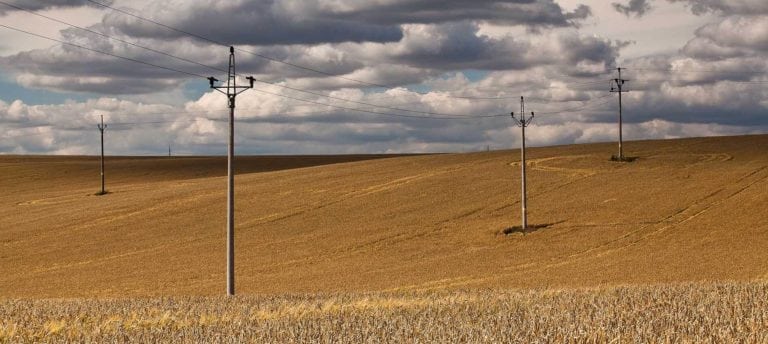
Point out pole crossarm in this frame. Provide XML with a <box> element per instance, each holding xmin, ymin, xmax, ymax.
<box><xmin>510</xmin><ymin>96</ymin><xmax>535</xmax><ymax>128</ymax></box>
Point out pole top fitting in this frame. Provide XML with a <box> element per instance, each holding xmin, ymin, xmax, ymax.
<box><xmin>230</xmin><ymin>46</ymin><xmax>234</xmax><ymax>53</ymax></box>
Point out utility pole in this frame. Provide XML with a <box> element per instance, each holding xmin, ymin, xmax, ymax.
<box><xmin>168</xmin><ymin>143</ymin><xmax>171</xmax><ymax>157</ymax></box>
<box><xmin>510</xmin><ymin>96</ymin><xmax>534</xmax><ymax>234</ymax></box>
<box><xmin>208</xmin><ymin>46</ymin><xmax>255</xmax><ymax>296</ymax></box>
<box><xmin>610</xmin><ymin>67</ymin><xmax>629</xmax><ymax>161</ymax></box>
<box><xmin>97</xmin><ymin>115</ymin><xmax>107</xmax><ymax>195</ymax></box>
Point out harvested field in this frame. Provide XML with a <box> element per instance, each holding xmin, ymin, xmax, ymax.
<box><xmin>2</xmin><ymin>135</ymin><xmax>767</xmax><ymax>297</ymax></box>
<box><xmin>1</xmin><ymin>135</ymin><xmax>767</xmax><ymax>341</ymax></box>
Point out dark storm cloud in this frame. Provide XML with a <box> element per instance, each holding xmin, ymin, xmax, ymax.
<box><xmin>612</xmin><ymin>0</ymin><xmax>653</xmax><ymax>17</ymax></box>
<box><xmin>0</xmin><ymin>0</ymin><xmax>112</xmax><ymax>14</ymax></box>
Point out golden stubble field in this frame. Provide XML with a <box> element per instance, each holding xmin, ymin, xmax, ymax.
<box><xmin>2</xmin><ymin>135</ymin><xmax>767</xmax><ymax>297</ymax></box>
<box><xmin>1</xmin><ymin>135</ymin><xmax>767</xmax><ymax>342</ymax></box>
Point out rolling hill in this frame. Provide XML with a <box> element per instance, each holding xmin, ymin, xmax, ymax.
<box><xmin>1</xmin><ymin>135</ymin><xmax>767</xmax><ymax>298</ymax></box>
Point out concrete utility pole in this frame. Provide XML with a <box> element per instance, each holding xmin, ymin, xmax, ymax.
<box><xmin>97</xmin><ymin>115</ymin><xmax>107</xmax><ymax>195</ymax></box>
<box><xmin>208</xmin><ymin>46</ymin><xmax>255</xmax><ymax>296</ymax></box>
<box><xmin>510</xmin><ymin>96</ymin><xmax>534</xmax><ymax>234</ymax></box>
<box><xmin>610</xmin><ymin>67</ymin><xmax>629</xmax><ymax>161</ymax></box>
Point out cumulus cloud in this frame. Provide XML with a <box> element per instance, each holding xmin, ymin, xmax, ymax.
<box><xmin>692</xmin><ymin>16</ymin><xmax>768</xmax><ymax>52</ymax></box>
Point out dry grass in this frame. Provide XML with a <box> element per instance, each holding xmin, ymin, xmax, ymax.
<box><xmin>2</xmin><ymin>282</ymin><xmax>767</xmax><ymax>343</ymax></box>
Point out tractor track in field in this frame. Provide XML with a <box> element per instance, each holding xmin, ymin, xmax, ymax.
<box><xmin>412</xmin><ymin>164</ymin><xmax>768</xmax><ymax>291</ymax></box>
<box><xmin>240</xmin><ymin>158</ymin><xmax>502</xmax><ymax>229</ymax></box>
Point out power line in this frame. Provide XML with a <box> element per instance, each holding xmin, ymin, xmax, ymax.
<box><xmin>82</xmin><ymin>0</ymin><xmax>616</xmax><ymax>100</ymax></box>
<box><xmin>250</xmin><ymin>88</ymin><xmax>508</xmax><ymax>120</ymax></box>
<box><xmin>82</xmin><ymin>0</ymin><xmax>397</xmax><ymax>88</ymax></box>
<box><xmin>631</xmin><ymin>78</ymin><xmax>768</xmax><ymax>85</ymax></box>
<box><xmin>533</xmin><ymin>94</ymin><xmax>614</xmax><ymax>115</ymax></box>
<box><xmin>0</xmin><ymin>6</ymin><xmax>624</xmax><ymax>114</ymax></box>
<box><xmin>0</xmin><ymin>17</ymin><xmax>506</xmax><ymax>118</ymax></box>
<box><xmin>0</xmin><ymin>0</ymin><xmax>226</xmax><ymax>76</ymax></box>
<box><xmin>0</xmin><ymin>23</ymin><xmax>502</xmax><ymax>119</ymax></box>
<box><xmin>625</xmin><ymin>66</ymin><xmax>768</xmax><ymax>76</ymax></box>
<box><xmin>0</xmin><ymin>94</ymin><xmax>622</xmax><ymax>144</ymax></box>
<box><xmin>0</xmin><ymin>24</ymin><xmax>207</xmax><ymax>79</ymax></box>
<box><xmin>0</xmin><ymin>95</ymin><xmax>617</xmax><ymax>140</ymax></box>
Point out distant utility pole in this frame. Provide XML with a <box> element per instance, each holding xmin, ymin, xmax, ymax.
<box><xmin>208</xmin><ymin>46</ymin><xmax>255</xmax><ymax>296</ymax></box>
<box><xmin>610</xmin><ymin>67</ymin><xmax>629</xmax><ymax>161</ymax></box>
<box><xmin>510</xmin><ymin>96</ymin><xmax>534</xmax><ymax>234</ymax></box>
<box><xmin>168</xmin><ymin>143</ymin><xmax>171</xmax><ymax>157</ymax></box>
<box><xmin>97</xmin><ymin>115</ymin><xmax>107</xmax><ymax>195</ymax></box>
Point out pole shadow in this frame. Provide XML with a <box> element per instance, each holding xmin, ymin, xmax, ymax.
<box><xmin>500</xmin><ymin>221</ymin><xmax>564</xmax><ymax>236</ymax></box>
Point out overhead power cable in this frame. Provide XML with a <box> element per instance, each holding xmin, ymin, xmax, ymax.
<box><xmin>82</xmin><ymin>0</ymin><xmax>614</xmax><ymax>100</ymax></box>
<box><xmin>0</xmin><ymin>24</ymin><xmax>207</xmax><ymax>79</ymax></box>
<box><xmin>0</xmin><ymin>1</ymin><xmax>225</xmax><ymax>76</ymax></box>
<box><xmin>0</xmin><ymin>24</ymin><xmax>505</xmax><ymax>120</ymax></box>
<box><xmin>82</xmin><ymin>0</ymin><xmax>397</xmax><ymax>88</ymax></box>
<box><xmin>251</xmin><ymin>88</ymin><xmax>508</xmax><ymax>120</ymax></box>
<box><xmin>534</xmin><ymin>94</ymin><xmax>614</xmax><ymax>115</ymax></box>
<box><xmin>625</xmin><ymin>67</ymin><xmax>768</xmax><ymax>75</ymax></box>
<box><xmin>0</xmin><ymin>11</ymin><xmax>507</xmax><ymax>119</ymax></box>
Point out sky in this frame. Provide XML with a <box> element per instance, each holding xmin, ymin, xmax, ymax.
<box><xmin>0</xmin><ymin>0</ymin><xmax>766</xmax><ymax>155</ymax></box>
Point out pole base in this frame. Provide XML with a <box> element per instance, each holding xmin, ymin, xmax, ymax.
<box><xmin>610</xmin><ymin>155</ymin><xmax>637</xmax><ymax>162</ymax></box>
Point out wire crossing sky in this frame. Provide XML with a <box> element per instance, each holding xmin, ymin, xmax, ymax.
<box><xmin>0</xmin><ymin>0</ymin><xmax>766</xmax><ymax>155</ymax></box>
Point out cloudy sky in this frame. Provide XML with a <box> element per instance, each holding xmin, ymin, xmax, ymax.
<box><xmin>0</xmin><ymin>0</ymin><xmax>766</xmax><ymax>155</ymax></box>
